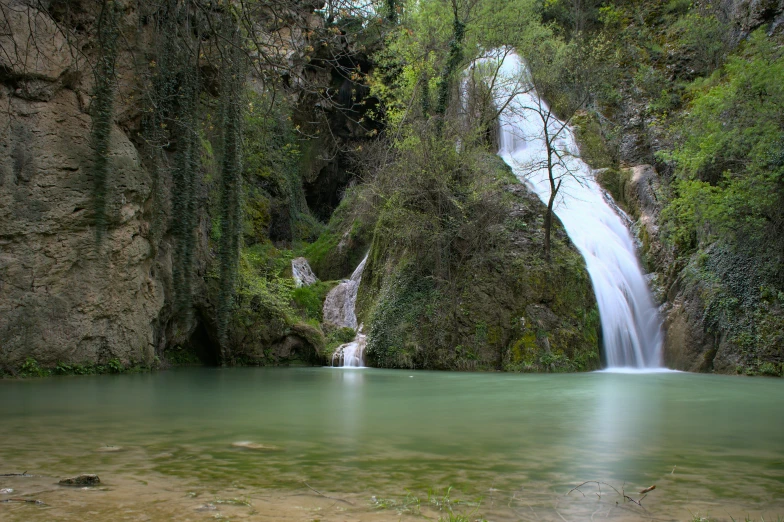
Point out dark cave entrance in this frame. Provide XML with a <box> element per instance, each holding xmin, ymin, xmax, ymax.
<box><xmin>182</xmin><ymin>321</ymin><xmax>220</xmax><ymax>366</ymax></box>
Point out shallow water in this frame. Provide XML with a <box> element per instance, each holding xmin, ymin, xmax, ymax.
<box><xmin>1</xmin><ymin>368</ymin><xmax>782</xmax><ymax>521</ymax></box>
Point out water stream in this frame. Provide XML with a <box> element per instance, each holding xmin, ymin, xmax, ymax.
<box><xmin>323</xmin><ymin>254</ymin><xmax>369</xmax><ymax>367</ymax></box>
<box><xmin>494</xmin><ymin>52</ymin><xmax>664</xmax><ymax>369</ymax></box>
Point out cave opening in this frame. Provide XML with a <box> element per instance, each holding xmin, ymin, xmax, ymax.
<box><xmin>182</xmin><ymin>321</ymin><xmax>220</xmax><ymax>366</ymax></box>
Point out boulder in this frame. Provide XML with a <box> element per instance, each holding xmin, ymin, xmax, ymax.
<box><xmin>59</xmin><ymin>474</ymin><xmax>100</xmax><ymax>486</ymax></box>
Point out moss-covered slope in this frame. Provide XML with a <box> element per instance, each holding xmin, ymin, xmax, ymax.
<box><xmin>313</xmin><ymin>140</ymin><xmax>600</xmax><ymax>372</ymax></box>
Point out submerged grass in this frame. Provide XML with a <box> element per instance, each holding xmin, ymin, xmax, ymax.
<box><xmin>371</xmin><ymin>486</ymin><xmax>487</xmax><ymax>521</ymax></box>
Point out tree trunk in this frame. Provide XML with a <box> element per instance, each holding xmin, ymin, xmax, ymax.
<box><xmin>544</xmin><ymin>179</ymin><xmax>561</xmax><ymax>263</ymax></box>
<box><xmin>544</xmin><ymin>192</ymin><xmax>555</xmax><ymax>262</ymax></box>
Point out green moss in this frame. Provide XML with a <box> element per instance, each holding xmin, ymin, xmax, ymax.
<box><xmin>5</xmin><ymin>357</ymin><xmax>158</xmax><ymax>378</ymax></box>
<box><xmin>305</xmin><ymin>187</ymin><xmax>375</xmax><ymax>280</ymax></box>
<box><xmin>351</xmin><ymin>143</ymin><xmax>600</xmax><ymax>372</ymax></box>
<box><xmin>166</xmin><ymin>345</ymin><xmax>203</xmax><ymax>366</ymax></box>
<box><xmin>324</xmin><ymin>327</ymin><xmax>357</xmax><ymax>359</ymax></box>
<box><xmin>291</xmin><ymin>281</ymin><xmax>338</xmax><ymax>322</ymax></box>
<box><xmin>571</xmin><ymin>110</ymin><xmax>618</xmax><ymax>170</ymax></box>
<box><xmin>594</xmin><ymin>167</ymin><xmax>632</xmax><ymax>214</ymax></box>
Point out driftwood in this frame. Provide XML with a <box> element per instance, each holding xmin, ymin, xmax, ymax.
<box><xmin>1</xmin><ymin>498</ymin><xmax>46</xmax><ymax>505</ymax></box>
<box><xmin>302</xmin><ymin>482</ymin><xmax>354</xmax><ymax>505</ymax></box>
<box><xmin>0</xmin><ymin>472</ymin><xmax>33</xmax><ymax>477</ymax></box>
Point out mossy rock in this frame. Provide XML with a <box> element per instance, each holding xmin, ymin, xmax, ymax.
<box><xmin>357</xmin><ymin>150</ymin><xmax>601</xmax><ymax>372</ymax></box>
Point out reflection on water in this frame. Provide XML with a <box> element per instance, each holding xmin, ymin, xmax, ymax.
<box><xmin>0</xmin><ymin>368</ymin><xmax>782</xmax><ymax>521</ymax></box>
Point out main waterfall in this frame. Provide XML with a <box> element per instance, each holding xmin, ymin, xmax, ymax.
<box><xmin>493</xmin><ymin>53</ymin><xmax>664</xmax><ymax>369</ymax></box>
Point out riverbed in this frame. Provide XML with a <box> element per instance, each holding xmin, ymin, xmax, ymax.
<box><xmin>1</xmin><ymin>368</ymin><xmax>782</xmax><ymax>521</ymax></box>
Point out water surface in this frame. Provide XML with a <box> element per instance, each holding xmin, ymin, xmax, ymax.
<box><xmin>1</xmin><ymin>368</ymin><xmax>782</xmax><ymax>520</ymax></box>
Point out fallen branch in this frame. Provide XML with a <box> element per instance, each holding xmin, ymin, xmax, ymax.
<box><xmin>568</xmin><ymin>481</ymin><xmax>651</xmax><ymax>510</ymax></box>
<box><xmin>302</xmin><ymin>482</ymin><xmax>354</xmax><ymax>505</ymax></box>
<box><xmin>1</xmin><ymin>498</ymin><xmax>46</xmax><ymax>505</ymax></box>
<box><xmin>622</xmin><ymin>484</ymin><xmax>648</xmax><ymax>509</ymax></box>
<box><xmin>567</xmin><ymin>481</ymin><xmax>622</xmax><ymax>498</ymax></box>
<box><xmin>0</xmin><ymin>472</ymin><xmax>33</xmax><ymax>477</ymax></box>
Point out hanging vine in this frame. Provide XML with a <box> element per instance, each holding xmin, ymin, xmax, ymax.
<box><xmin>91</xmin><ymin>0</ymin><xmax>119</xmax><ymax>244</ymax></box>
<box><xmin>216</xmin><ymin>17</ymin><xmax>246</xmax><ymax>354</ymax></box>
<box><xmin>141</xmin><ymin>0</ymin><xmax>204</xmax><ymax>317</ymax></box>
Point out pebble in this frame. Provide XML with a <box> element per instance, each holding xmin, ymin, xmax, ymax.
<box><xmin>95</xmin><ymin>445</ymin><xmax>123</xmax><ymax>453</ymax></box>
<box><xmin>231</xmin><ymin>441</ymin><xmax>283</xmax><ymax>452</ymax></box>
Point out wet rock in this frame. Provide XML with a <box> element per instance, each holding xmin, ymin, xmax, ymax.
<box><xmin>231</xmin><ymin>441</ymin><xmax>284</xmax><ymax>452</ymax></box>
<box><xmin>323</xmin><ymin>255</ymin><xmax>367</xmax><ymax>329</ymax></box>
<box><xmin>59</xmin><ymin>474</ymin><xmax>100</xmax><ymax>486</ymax></box>
<box><xmin>0</xmin><ymin>488</ymin><xmax>13</xmax><ymax>494</ymax></box>
<box><xmin>292</xmin><ymin>257</ymin><xmax>318</xmax><ymax>287</ymax></box>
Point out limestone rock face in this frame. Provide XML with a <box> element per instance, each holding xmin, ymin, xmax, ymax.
<box><xmin>721</xmin><ymin>0</ymin><xmax>784</xmax><ymax>34</ymax></box>
<box><xmin>0</xmin><ymin>3</ymin><xmax>167</xmax><ymax>370</ymax></box>
<box><xmin>0</xmin><ymin>87</ymin><xmax>165</xmax><ymax>368</ymax></box>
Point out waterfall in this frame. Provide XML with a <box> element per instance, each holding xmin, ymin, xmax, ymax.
<box><xmin>492</xmin><ymin>52</ymin><xmax>664</xmax><ymax>369</ymax></box>
<box><xmin>323</xmin><ymin>255</ymin><xmax>369</xmax><ymax>368</ymax></box>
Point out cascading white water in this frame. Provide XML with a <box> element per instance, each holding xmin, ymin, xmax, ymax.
<box><xmin>493</xmin><ymin>52</ymin><xmax>664</xmax><ymax>369</ymax></box>
<box><xmin>323</xmin><ymin>254</ymin><xmax>369</xmax><ymax>367</ymax></box>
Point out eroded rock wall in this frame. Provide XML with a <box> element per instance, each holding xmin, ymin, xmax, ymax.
<box><xmin>0</xmin><ymin>2</ymin><xmax>168</xmax><ymax>369</ymax></box>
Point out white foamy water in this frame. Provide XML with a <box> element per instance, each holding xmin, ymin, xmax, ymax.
<box><xmin>331</xmin><ymin>331</ymin><xmax>367</xmax><ymax>368</ymax></box>
<box><xmin>492</xmin><ymin>52</ymin><xmax>664</xmax><ymax>369</ymax></box>
<box><xmin>323</xmin><ymin>255</ymin><xmax>369</xmax><ymax>367</ymax></box>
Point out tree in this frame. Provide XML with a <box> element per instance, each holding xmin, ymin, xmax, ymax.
<box><xmin>497</xmin><ymin>32</ymin><xmax>591</xmax><ymax>261</ymax></box>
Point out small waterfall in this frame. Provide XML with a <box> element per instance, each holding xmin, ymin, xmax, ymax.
<box><xmin>331</xmin><ymin>331</ymin><xmax>367</xmax><ymax>368</ymax></box>
<box><xmin>492</xmin><ymin>52</ymin><xmax>664</xmax><ymax>369</ymax></box>
<box><xmin>323</xmin><ymin>255</ymin><xmax>369</xmax><ymax>367</ymax></box>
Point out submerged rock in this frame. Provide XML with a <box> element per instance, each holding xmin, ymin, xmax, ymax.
<box><xmin>95</xmin><ymin>445</ymin><xmax>123</xmax><ymax>453</ymax></box>
<box><xmin>231</xmin><ymin>441</ymin><xmax>283</xmax><ymax>452</ymax></box>
<box><xmin>59</xmin><ymin>474</ymin><xmax>100</xmax><ymax>486</ymax></box>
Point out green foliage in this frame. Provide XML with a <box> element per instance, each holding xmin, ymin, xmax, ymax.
<box><xmin>13</xmin><ymin>358</ymin><xmax>154</xmax><ymax>378</ymax></box>
<box><xmin>165</xmin><ymin>345</ymin><xmax>202</xmax><ymax>366</ymax></box>
<box><xmin>324</xmin><ymin>326</ymin><xmax>357</xmax><ymax>358</ymax></box>
<box><xmin>680</xmin><ymin>243</ymin><xmax>784</xmax><ymax>374</ymax></box>
<box><xmin>305</xmin><ymin>186</ymin><xmax>375</xmax><ymax>280</ymax></box>
<box><xmin>292</xmin><ymin>281</ymin><xmax>337</xmax><ymax>322</ymax></box>
<box><xmin>571</xmin><ymin>111</ymin><xmax>619</xmax><ymax>169</ymax></box>
<box><xmin>366</xmin><ymin>263</ymin><xmax>439</xmax><ymax>368</ymax></box>
<box><xmin>20</xmin><ymin>358</ymin><xmax>49</xmax><ymax>378</ymax></box>
<box><xmin>243</xmin><ymin>90</ymin><xmax>320</xmax><ymax>246</ymax></box>
<box><xmin>661</xmin><ymin>30</ymin><xmax>784</xmax><ymax>269</ymax></box>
